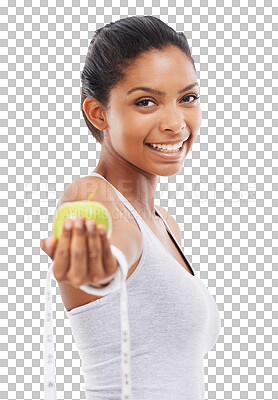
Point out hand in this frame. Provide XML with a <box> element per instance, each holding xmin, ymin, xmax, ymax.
<box><xmin>41</xmin><ymin>216</ymin><xmax>119</xmax><ymax>288</ymax></box>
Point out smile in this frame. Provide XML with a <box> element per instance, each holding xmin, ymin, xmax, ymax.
<box><xmin>147</xmin><ymin>141</ymin><xmax>184</xmax><ymax>152</ymax></box>
<box><xmin>145</xmin><ymin>138</ymin><xmax>189</xmax><ymax>160</ymax></box>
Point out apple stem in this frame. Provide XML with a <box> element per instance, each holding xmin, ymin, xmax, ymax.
<box><xmin>87</xmin><ymin>189</ymin><xmax>98</xmax><ymax>201</ymax></box>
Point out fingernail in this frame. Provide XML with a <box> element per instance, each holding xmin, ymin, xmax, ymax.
<box><xmin>99</xmin><ymin>227</ymin><xmax>106</xmax><ymax>236</ymax></box>
<box><xmin>86</xmin><ymin>220</ymin><xmax>96</xmax><ymax>234</ymax></box>
<box><xmin>64</xmin><ymin>220</ymin><xmax>72</xmax><ymax>230</ymax></box>
<box><xmin>75</xmin><ymin>217</ymin><xmax>84</xmax><ymax>230</ymax></box>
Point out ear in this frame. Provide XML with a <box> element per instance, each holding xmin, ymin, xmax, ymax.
<box><xmin>82</xmin><ymin>97</ymin><xmax>107</xmax><ymax>130</ymax></box>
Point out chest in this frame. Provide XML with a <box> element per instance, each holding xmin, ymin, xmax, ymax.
<box><xmin>114</xmin><ymin>196</ymin><xmax>194</xmax><ymax>277</ymax></box>
<box><xmin>147</xmin><ymin>218</ymin><xmax>194</xmax><ymax>276</ymax></box>
<box><xmin>124</xmin><ymin>207</ymin><xmax>194</xmax><ymax>277</ymax></box>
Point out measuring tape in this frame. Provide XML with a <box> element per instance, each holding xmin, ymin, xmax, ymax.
<box><xmin>43</xmin><ymin>245</ymin><xmax>133</xmax><ymax>399</ymax></box>
<box><xmin>43</xmin><ymin>263</ymin><xmax>57</xmax><ymax>400</ymax></box>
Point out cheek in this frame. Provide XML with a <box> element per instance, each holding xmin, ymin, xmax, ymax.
<box><xmin>117</xmin><ymin>109</ymin><xmax>147</xmax><ymax>135</ymax></box>
<box><xmin>198</xmin><ymin>108</ymin><xmax>202</xmax><ymax>127</ymax></box>
<box><xmin>190</xmin><ymin>106</ymin><xmax>202</xmax><ymax>131</ymax></box>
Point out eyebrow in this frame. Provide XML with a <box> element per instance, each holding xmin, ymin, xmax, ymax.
<box><xmin>126</xmin><ymin>82</ymin><xmax>199</xmax><ymax>96</ymax></box>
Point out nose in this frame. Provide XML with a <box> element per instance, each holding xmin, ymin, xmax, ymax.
<box><xmin>159</xmin><ymin>106</ymin><xmax>186</xmax><ymax>133</ymax></box>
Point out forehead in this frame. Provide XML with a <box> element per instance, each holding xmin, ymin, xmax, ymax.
<box><xmin>114</xmin><ymin>45</ymin><xmax>197</xmax><ymax>93</ymax></box>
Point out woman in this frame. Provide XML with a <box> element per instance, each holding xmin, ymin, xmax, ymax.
<box><xmin>41</xmin><ymin>15</ymin><xmax>221</xmax><ymax>400</ymax></box>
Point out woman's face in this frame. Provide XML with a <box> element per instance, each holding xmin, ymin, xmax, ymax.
<box><xmin>102</xmin><ymin>45</ymin><xmax>202</xmax><ymax>176</ymax></box>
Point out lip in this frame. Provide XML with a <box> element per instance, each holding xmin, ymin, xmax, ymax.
<box><xmin>145</xmin><ymin>139</ymin><xmax>189</xmax><ymax>160</ymax></box>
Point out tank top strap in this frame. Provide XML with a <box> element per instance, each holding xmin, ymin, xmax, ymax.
<box><xmin>154</xmin><ymin>206</ymin><xmax>180</xmax><ymax>249</ymax></box>
<box><xmin>89</xmin><ymin>172</ymin><xmax>150</xmax><ymax>236</ymax></box>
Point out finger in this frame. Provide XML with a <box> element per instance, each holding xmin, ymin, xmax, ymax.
<box><xmin>52</xmin><ymin>219</ymin><xmax>73</xmax><ymax>281</ymax></box>
<box><xmin>67</xmin><ymin>216</ymin><xmax>88</xmax><ymax>287</ymax></box>
<box><xmin>40</xmin><ymin>239</ymin><xmax>48</xmax><ymax>253</ymax></box>
<box><xmin>41</xmin><ymin>235</ymin><xmax>57</xmax><ymax>259</ymax></box>
<box><xmin>98</xmin><ymin>225</ymin><xmax>118</xmax><ymax>276</ymax></box>
<box><xmin>47</xmin><ymin>235</ymin><xmax>57</xmax><ymax>260</ymax></box>
<box><xmin>86</xmin><ymin>219</ymin><xmax>105</xmax><ymax>284</ymax></box>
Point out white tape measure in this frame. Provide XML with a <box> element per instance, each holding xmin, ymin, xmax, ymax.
<box><xmin>43</xmin><ymin>245</ymin><xmax>133</xmax><ymax>399</ymax></box>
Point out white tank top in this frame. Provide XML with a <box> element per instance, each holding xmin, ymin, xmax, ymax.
<box><xmin>43</xmin><ymin>171</ymin><xmax>221</xmax><ymax>399</ymax></box>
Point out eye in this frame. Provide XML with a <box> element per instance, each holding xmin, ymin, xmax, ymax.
<box><xmin>135</xmin><ymin>99</ymin><xmax>156</xmax><ymax>107</ymax></box>
<box><xmin>181</xmin><ymin>94</ymin><xmax>200</xmax><ymax>103</ymax></box>
<box><xmin>135</xmin><ymin>94</ymin><xmax>200</xmax><ymax>108</ymax></box>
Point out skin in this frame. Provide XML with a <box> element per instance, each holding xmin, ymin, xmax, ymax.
<box><xmin>82</xmin><ymin>45</ymin><xmax>202</xmax><ymax>224</ymax></box>
<box><xmin>40</xmin><ymin>44</ymin><xmax>201</xmax><ymax>301</ymax></box>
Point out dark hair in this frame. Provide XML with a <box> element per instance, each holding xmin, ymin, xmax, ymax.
<box><xmin>81</xmin><ymin>15</ymin><xmax>196</xmax><ymax>144</ymax></box>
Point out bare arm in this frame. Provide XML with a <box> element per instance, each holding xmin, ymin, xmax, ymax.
<box><xmin>42</xmin><ymin>176</ymin><xmax>143</xmax><ymax>311</ymax></box>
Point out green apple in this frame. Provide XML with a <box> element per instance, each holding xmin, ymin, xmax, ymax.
<box><xmin>52</xmin><ymin>200</ymin><xmax>112</xmax><ymax>240</ymax></box>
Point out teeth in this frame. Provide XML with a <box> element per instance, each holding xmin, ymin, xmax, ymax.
<box><xmin>148</xmin><ymin>141</ymin><xmax>183</xmax><ymax>151</ymax></box>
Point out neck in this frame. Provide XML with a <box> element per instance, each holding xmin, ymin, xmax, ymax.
<box><xmin>93</xmin><ymin>152</ymin><xmax>159</xmax><ymax>221</ymax></box>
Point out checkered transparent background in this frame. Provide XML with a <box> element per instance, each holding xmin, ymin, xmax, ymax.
<box><xmin>0</xmin><ymin>1</ymin><xmax>277</xmax><ymax>399</ymax></box>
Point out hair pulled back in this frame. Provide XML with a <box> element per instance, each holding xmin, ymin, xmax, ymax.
<box><xmin>81</xmin><ymin>15</ymin><xmax>196</xmax><ymax>144</ymax></box>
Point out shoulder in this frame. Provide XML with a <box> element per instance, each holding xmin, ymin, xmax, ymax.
<box><xmin>56</xmin><ymin>175</ymin><xmax>118</xmax><ymax>209</ymax></box>
<box><xmin>58</xmin><ymin>175</ymin><xmax>143</xmax><ymax>229</ymax></box>
<box><xmin>56</xmin><ymin>175</ymin><xmax>142</xmax><ymax>238</ymax></box>
<box><xmin>155</xmin><ymin>204</ymin><xmax>182</xmax><ymax>246</ymax></box>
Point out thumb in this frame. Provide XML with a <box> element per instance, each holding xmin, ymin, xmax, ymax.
<box><xmin>41</xmin><ymin>235</ymin><xmax>57</xmax><ymax>259</ymax></box>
